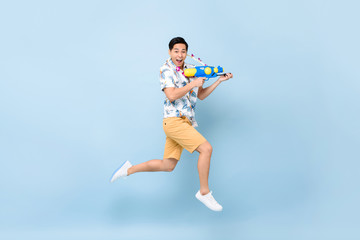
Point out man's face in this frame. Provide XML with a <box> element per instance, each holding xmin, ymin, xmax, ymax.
<box><xmin>169</xmin><ymin>43</ymin><xmax>187</xmax><ymax>68</ymax></box>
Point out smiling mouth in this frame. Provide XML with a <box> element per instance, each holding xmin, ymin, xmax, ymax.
<box><xmin>176</xmin><ymin>59</ymin><xmax>183</xmax><ymax>64</ymax></box>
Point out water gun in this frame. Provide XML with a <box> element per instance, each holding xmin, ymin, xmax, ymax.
<box><xmin>184</xmin><ymin>66</ymin><xmax>226</xmax><ymax>81</ymax></box>
<box><xmin>183</xmin><ymin>54</ymin><xmax>228</xmax><ymax>81</ymax></box>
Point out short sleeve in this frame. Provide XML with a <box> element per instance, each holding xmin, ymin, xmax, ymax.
<box><xmin>160</xmin><ymin>67</ymin><xmax>176</xmax><ymax>91</ymax></box>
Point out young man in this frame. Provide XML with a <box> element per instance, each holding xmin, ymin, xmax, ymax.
<box><xmin>110</xmin><ymin>37</ymin><xmax>233</xmax><ymax>211</ymax></box>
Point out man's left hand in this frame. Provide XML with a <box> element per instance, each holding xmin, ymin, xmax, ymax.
<box><xmin>218</xmin><ymin>73</ymin><xmax>233</xmax><ymax>82</ymax></box>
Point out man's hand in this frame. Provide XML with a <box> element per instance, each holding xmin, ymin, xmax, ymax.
<box><xmin>192</xmin><ymin>77</ymin><xmax>206</xmax><ymax>87</ymax></box>
<box><xmin>218</xmin><ymin>73</ymin><xmax>233</xmax><ymax>82</ymax></box>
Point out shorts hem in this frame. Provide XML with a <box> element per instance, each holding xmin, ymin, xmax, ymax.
<box><xmin>163</xmin><ymin>155</ymin><xmax>181</xmax><ymax>161</ymax></box>
<box><xmin>188</xmin><ymin>139</ymin><xmax>208</xmax><ymax>154</ymax></box>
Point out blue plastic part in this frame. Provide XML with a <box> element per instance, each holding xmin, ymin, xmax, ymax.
<box><xmin>186</xmin><ymin>66</ymin><xmax>224</xmax><ymax>81</ymax></box>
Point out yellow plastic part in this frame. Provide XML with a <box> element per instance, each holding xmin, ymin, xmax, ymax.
<box><xmin>184</xmin><ymin>68</ymin><xmax>197</xmax><ymax>77</ymax></box>
<box><xmin>205</xmin><ymin>67</ymin><xmax>212</xmax><ymax>75</ymax></box>
<box><xmin>214</xmin><ymin>67</ymin><xmax>218</xmax><ymax>73</ymax></box>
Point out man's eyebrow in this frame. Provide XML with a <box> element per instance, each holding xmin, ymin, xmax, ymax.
<box><xmin>173</xmin><ymin>48</ymin><xmax>186</xmax><ymax>51</ymax></box>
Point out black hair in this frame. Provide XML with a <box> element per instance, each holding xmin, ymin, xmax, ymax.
<box><xmin>169</xmin><ymin>37</ymin><xmax>188</xmax><ymax>51</ymax></box>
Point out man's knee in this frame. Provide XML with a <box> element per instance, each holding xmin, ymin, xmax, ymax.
<box><xmin>163</xmin><ymin>158</ymin><xmax>178</xmax><ymax>172</ymax></box>
<box><xmin>165</xmin><ymin>164</ymin><xmax>176</xmax><ymax>172</ymax></box>
<box><xmin>196</xmin><ymin>141</ymin><xmax>213</xmax><ymax>155</ymax></box>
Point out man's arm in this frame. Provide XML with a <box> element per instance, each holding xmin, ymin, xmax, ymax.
<box><xmin>197</xmin><ymin>73</ymin><xmax>234</xmax><ymax>100</ymax></box>
<box><xmin>164</xmin><ymin>78</ymin><xmax>205</xmax><ymax>102</ymax></box>
<box><xmin>197</xmin><ymin>80</ymin><xmax>221</xmax><ymax>100</ymax></box>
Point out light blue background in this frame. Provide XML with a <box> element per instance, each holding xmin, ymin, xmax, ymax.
<box><xmin>1</xmin><ymin>0</ymin><xmax>359</xmax><ymax>239</ymax></box>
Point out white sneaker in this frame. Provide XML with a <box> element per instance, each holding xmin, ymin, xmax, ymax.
<box><xmin>195</xmin><ymin>190</ymin><xmax>223</xmax><ymax>211</ymax></box>
<box><xmin>110</xmin><ymin>161</ymin><xmax>132</xmax><ymax>183</ymax></box>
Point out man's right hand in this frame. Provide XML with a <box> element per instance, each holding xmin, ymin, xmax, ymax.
<box><xmin>192</xmin><ymin>77</ymin><xmax>206</xmax><ymax>87</ymax></box>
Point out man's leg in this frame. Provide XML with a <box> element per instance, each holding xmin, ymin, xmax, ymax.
<box><xmin>195</xmin><ymin>141</ymin><xmax>213</xmax><ymax>195</ymax></box>
<box><xmin>127</xmin><ymin>158</ymin><xmax>178</xmax><ymax>176</ymax></box>
<box><xmin>194</xmin><ymin>141</ymin><xmax>222</xmax><ymax>211</ymax></box>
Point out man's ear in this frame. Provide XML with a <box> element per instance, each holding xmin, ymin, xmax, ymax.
<box><xmin>168</xmin><ymin>49</ymin><xmax>171</xmax><ymax>56</ymax></box>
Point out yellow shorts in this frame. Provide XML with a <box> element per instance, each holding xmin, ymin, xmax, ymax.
<box><xmin>163</xmin><ymin>116</ymin><xmax>207</xmax><ymax>160</ymax></box>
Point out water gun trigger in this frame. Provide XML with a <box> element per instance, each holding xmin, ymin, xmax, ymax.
<box><xmin>205</xmin><ymin>72</ymin><xmax>217</xmax><ymax>81</ymax></box>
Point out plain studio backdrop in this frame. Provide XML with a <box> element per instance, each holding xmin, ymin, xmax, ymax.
<box><xmin>0</xmin><ymin>0</ymin><xmax>359</xmax><ymax>239</ymax></box>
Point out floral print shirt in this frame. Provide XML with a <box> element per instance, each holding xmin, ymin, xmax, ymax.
<box><xmin>160</xmin><ymin>58</ymin><xmax>199</xmax><ymax>127</ymax></box>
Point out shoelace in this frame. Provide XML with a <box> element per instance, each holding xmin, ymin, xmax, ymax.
<box><xmin>205</xmin><ymin>192</ymin><xmax>219</xmax><ymax>205</ymax></box>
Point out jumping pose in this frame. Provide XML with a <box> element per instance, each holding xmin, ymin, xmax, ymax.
<box><xmin>110</xmin><ymin>37</ymin><xmax>233</xmax><ymax>211</ymax></box>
